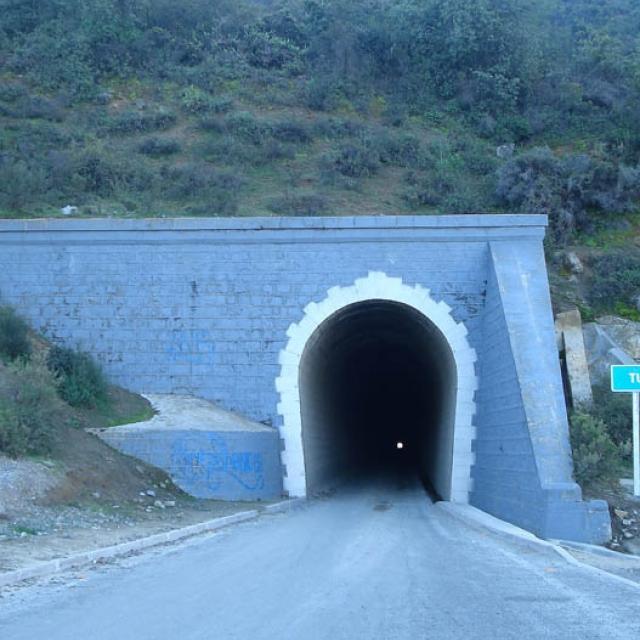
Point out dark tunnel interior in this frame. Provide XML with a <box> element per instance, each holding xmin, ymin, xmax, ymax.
<box><xmin>298</xmin><ymin>300</ymin><xmax>457</xmax><ymax>498</ymax></box>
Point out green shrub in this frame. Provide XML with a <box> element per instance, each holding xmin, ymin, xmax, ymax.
<box><xmin>269</xmin><ymin>121</ymin><xmax>312</xmax><ymax>144</ymax></box>
<box><xmin>402</xmin><ymin>169</ymin><xmax>455</xmax><ymax>209</ymax></box>
<box><xmin>73</xmin><ymin>151</ymin><xmax>155</xmax><ymax>196</ymax></box>
<box><xmin>328</xmin><ymin>140</ymin><xmax>380</xmax><ymax>179</ymax></box>
<box><xmin>312</xmin><ymin>117</ymin><xmax>365</xmax><ymax>140</ymax></box>
<box><xmin>304</xmin><ymin>78</ymin><xmax>342</xmax><ymax>112</ymax></box>
<box><xmin>267</xmin><ymin>193</ymin><xmax>331</xmax><ymax>216</ymax></box>
<box><xmin>0</xmin><ymin>80</ymin><xmax>28</xmax><ymax>103</ymax></box>
<box><xmin>570</xmin><ymin>411</ymin><xmax>620</xmax><ymax>486</ymax></box>
<box><xmin>16</xmin><ymin>94</ymin><xmax>65</xmax><ymax>122</ymax></box>
<box><xmin>497</xmin><ymin>147</ymin><xmax>640</xmax><ymax>244</ymax></box>
<box><xmin>376</xmin><ymin>133</ymin><xmax>422</xmax><ymax>168</ymax></box>
<box><xmin>0</xmin><ymin>358</ymin><xmax>61</xmax><ymax>457</ymax></box>
<box><xmin>180</xmin><ymin>85</ymin><xmax>215</xmax><ymax>114</ymax></box>
<box><xmin>208</xmin><ymin>96</ymin><xmax>234</xmax><ymax>114</ymax></box>
<box><xmin>105</xmin><ymin>109</ymin><xmax>177</xmax><ymax>136</ymax></box>
<box><xmin>0</xmin><ymin>306</ymin><xmax>31</xmax><ymax>362</ymax></box>
<box><xmin>0</xmin><ymin>403</ymin><xmax>27</xmax><ymax>458</ymax></box>
<box><xmin>0</xmin><ymin>158</ymin><xmax>49</xmax><ymax>210</ymax></box>
<box><xmin>588</xmin><ymin>253</ymin><xmax>640</xmax><ymax>313</ymax></box>
<box><xmin>224</xmin><ymin>112</ymin><xmax>270</xmax><ymax>146</ymax></box>
<box><xmin>46</xmin><ymin>346</ymin><xmax>107</xmax><ymax>409</ymax></box>
<box><xmin>138</xmin><ymin>137</ymin><xmax>181</xmax><ymax>156</ymax></box>
<box><xmin>591</xmin><ymin>385</ymin><xmax>633</xmax><ymax>460</ymax></box>
<box><xmin>161</xmin><ymin>163</ymin><xmax>242</xmax><ymax>214</ymax></box>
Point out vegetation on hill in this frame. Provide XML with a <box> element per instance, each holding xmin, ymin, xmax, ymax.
<box><xmin>0</xmin><ymin>0</ymin><xmax>637</xmax><ymax>242</ymax></box>
<box><xmin>0</xmin><ymin>304</ymin><xmax>153</xmax><ymax>457</ymax></box>
<box><xmin>1</xmin><ymin>0</ymin><xmax>640</xmax><ymax>314</ymax></box>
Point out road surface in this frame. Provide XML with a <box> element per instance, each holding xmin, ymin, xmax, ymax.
<box><xmin>1</xmin><ymin>479</ymin><xmax>639</xmax><ymax>639</ymax></box>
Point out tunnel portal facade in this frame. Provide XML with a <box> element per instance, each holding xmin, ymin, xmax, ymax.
<box><xmin>0</xmin><ymin>215</ymin><xmax>610</xmax><ymax>543</ymax></box>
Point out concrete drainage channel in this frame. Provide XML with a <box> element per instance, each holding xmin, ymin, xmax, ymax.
<box><xmin>0</xmin><ymin>499</ymin><xmax>304</xmax><ymax>590</ymax></box>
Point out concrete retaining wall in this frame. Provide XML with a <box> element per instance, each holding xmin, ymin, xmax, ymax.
<box><xmin>0</xmin><ymin>215</ymin><xmax>611</xmax><ymax>542</ymax></box>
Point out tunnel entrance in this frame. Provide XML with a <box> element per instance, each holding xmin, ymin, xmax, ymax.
<box><xmin>298</xmin><ymin>300</ymin><xmax>457</xmax><ymax>498</ymax></box>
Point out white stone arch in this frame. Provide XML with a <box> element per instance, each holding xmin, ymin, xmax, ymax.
<box><xmin>275</xmin><ymin>271</ymin><xmax>477</xmax><ymax>502</ymax></box>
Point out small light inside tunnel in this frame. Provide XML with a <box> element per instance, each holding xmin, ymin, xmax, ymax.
<box><xmin>396</xmin><ymin>442</ymin><xmax>404</xmax><ymax>450</ymax></box>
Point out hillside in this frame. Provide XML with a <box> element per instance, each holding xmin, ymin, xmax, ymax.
<box><xmin>0</xmin><ymin>0</ymin><xmax>639</xmax><ymax>318</ymax></box>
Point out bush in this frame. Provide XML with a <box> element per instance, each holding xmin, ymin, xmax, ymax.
<box><xmin>0</xmin><ymin>358</ymin><xmax>61</xmax><ymax>457</ymax></box>
<box><xmin>269</xmin><ymin>120</ymin><xmax>312</xmax><ymax>144</ymax></box>
<box><xmin>591</xmin><ymin>385</ymin><xmax>633</xmax><ymax>461</ymax></box>
<box><xmin>16</xmin><ymin>94</ymin><xmax>65</xmax><ymax>121</ymax></box>
<box><xmin>162</xmin><ymin>163</ymin><xmax>242</xmax><ymax>214</ymax></box>
<box><xmin>180</xmin><ymin>85</ymin><xmax>215</xmax><ymax>114</ymax></box>
<box><xmin>267</xmin><ymin>193</ymin><xmax>331</xmax><ymax>216</ymax></box>
<box><xmin>329</xmin><ymin>140</ymin><xmax>380</xmax><ymax>179</ymax></box>
<box><xmin>46</xmin><ymin>346</ymin><xmax>107</xmax><ymax>409</ymax></box>
<box><xmin>570</xmin><ymin>411</ymin><xmax>620</xmax><ymax>486</ymax></box>
<box><xmin>224</xmin><ymin>112</ymin><xmax>270</xmax><ymax>146</ymax></box>
<box><xmin>0</xmin><ymin>403</ymin><xmax>27</xmax><ymax>458</ymax></box>
<box><xmin>105</xmin><ymin>109</ymin><xmax>177</xmax><ymax>136</ymax></box>
<box><xmin>304</xmin><ymin>79</ymin><xmax>342</xmax><ymax>112</ymax></box>
<box><xmin>497</xmin><ymin>147</ymin><xmax>640</xmax><ymax>244</ymax></box>
<box><xmin>244</xmin><ymin>26</ymin><xmax>305</xmax><ymax>74</ymax></box>
<box><xmin>588</xmin><ymin>253</ymin><xmax>640</xmax><ymax>313</ymax></box>
<box><xmin>0</xmin><ymin>158</ymin><xmax>49</xmax><ymax>210</ymax></box>
<box><xmin>312</xmin><ymin>117</ymin><xmax>365</xmax><ymax>140</ymax></box>
<box><xmin>208</xmin><ymin>96</ymin><xmax>234</xmax><ymax>114</ymax></box>
<box><xmin>138</xmin><ymin>137</ymin><xmax>181</xmax><ymax>156</ymax></box>
<box><xmin>73</xmin><ymin>151</ymin><xmax>155</xmax><ymax>196</ymax></box>
<box><xmin>0</xmin><ymin>306</ymin><xmax>31</xmax><ymax>362</ymax></box>
<box><xmin>402</xmin><ymin>169</ymin><xmax>455</xmax><ymax>209</ymax></box>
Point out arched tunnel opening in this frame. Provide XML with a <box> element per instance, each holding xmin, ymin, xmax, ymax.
<box><xmin>298</xmin><ymin>300</ymin><xmax>457</xmax><ymax>499</ymax></box>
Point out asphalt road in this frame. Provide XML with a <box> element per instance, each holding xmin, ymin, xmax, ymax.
<box><xmin>1</xmin><ymin>479</ymin><xmax>639</xmax><ymax>640</ymax></box>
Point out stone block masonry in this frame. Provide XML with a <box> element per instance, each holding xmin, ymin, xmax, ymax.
<box><xmin>0</xmin><ymin>215</ymin><xmax>611</xmax><ymax>543</ymax></box>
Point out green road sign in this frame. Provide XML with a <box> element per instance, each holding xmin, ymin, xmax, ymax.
<box><xmin>611</xmin><ymin>365</ymin><xmax>640</xmax><ymax>392</ymax></box>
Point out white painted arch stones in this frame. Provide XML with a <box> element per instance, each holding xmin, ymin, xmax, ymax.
<box><xmin>275</xmin><ymin>271</ymin><xmax>478</xmax><ymax>501</ymax></box>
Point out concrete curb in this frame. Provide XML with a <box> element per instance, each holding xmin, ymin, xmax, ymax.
<box><xmin>553</xmin><ymin>538</ymin><xmax>640</xmax><ymax>564</ymax></box>
<box><xmin>436</xmin><ymin>502</ymin><xmax>640</xmax><ymax>590</ymax></box>
<box><xmin>0</xmin><ymin>498</ymin><xmax>305</xmax><ymax>590</ymax></box>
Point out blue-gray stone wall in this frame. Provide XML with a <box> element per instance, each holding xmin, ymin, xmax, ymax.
<box><xmin>0</xmin><ymin>215</ymin><xmax>611</xmax><ymax>542</ymax></box>
<box><xmin>96</xmin><ymin>428</ymin><xmax>282</xmax><ymax>501</ymax></box>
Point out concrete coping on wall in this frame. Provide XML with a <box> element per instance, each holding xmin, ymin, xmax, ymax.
<box><xmin>0</xmin><ymin>214</ymin><xmax>549</xmax><ymax>245</ymax></box>
<box><xmin>0</xmin><ymin>214</ymin><xmax>547</xmax><ymax>233</ymax></box>
<box><xmin>89</xmin><ymin>394</ymin><xmax>276</xmax><ymax>434</ymax></box>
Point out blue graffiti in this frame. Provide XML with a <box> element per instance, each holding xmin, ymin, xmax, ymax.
<box><xmin>171</xmin><ymin>433</ymin><xmax>265</xmax><ymax>494</ymax></box>
<box><xmin>165</xmin><ymin>329</ymin><xmax>215</xmax><ymax>365</ymax></box>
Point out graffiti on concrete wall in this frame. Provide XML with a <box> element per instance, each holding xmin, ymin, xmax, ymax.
<box><xmin>171</xmin><ymin>433</ymin><xmax>265</xmax><ymax>496</ymax></box>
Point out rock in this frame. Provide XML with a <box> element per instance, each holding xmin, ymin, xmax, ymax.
<box><xmin>623</xmin><ymin>538</ymin><xmax>640</xmax><ymax>555</ymax></box>
<box><xmin>563</xmin><ymin>251</ymin><xmax>584</xmax><ymax>275</ymax></box>
<box><xmin>623</xmin><ymin>531</ymin><xmax>634</xmax><ymax>539</ymax></box>
<box><xmin>593</xmin><ymin>317</ymin><xmax>640</xmax><ymax>360</ymax></box>
<box><xmin>614</xmin><ymin>509</ymin><xmax>629</xmax><ymax>519</ymax></box>
<box><xmin>92</xmin><ymin>492</ymin><xmax>101</xmax><ymax>499</ymax></box>
<box><xmin>496</xmin><ymin>143</ymin><xmax>515</xmax><ymax>159</ymax></box>
<box><xmin>154</xmin><ymin>500</ymin><xmax>165</xmax><ymax>509</ymax></box>
<box><xmin>165</xmin><ymin>500</ymin><xmax>176</xmax><ymax>507</ymax></box>
<box><xmin>60</xmin><ymin>205</ymin><xmax>79</xmax><ymax>216</ymax></box>
<box><xmin>146</xmin><ymin>489</ymin><xmax>156</xmax><ymax>497</ymax></box>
